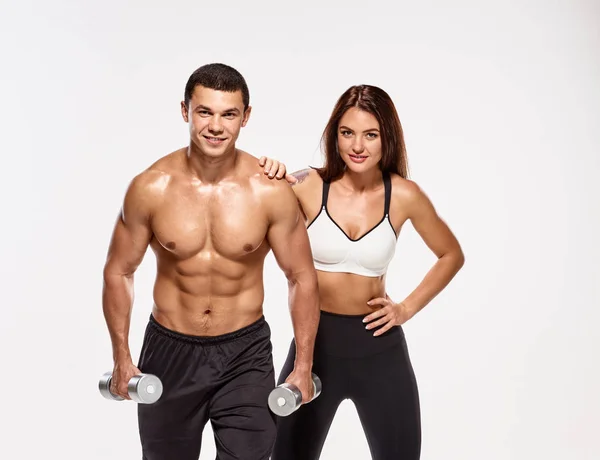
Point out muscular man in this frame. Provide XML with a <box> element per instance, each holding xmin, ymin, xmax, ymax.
<box><xmin>102</xmin><ymin>63</ymin><xmax>320</xmax><ymax>460</ymax></box>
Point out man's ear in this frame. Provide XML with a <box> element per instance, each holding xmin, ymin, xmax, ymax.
<box><xmin>241</xmin><ymin>105</ymin><xmax>252</xmax><ymax>127</ymax></box>
<box><xmin>181</xmin><ymin>101</ymin><xmax>189</xmax><ymax>122</ymax></box>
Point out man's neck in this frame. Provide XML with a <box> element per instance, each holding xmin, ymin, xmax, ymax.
<box><xmin>186</xmin><ymin>144</ymin><xmax>239</xmax><ymax>184</ymax></box>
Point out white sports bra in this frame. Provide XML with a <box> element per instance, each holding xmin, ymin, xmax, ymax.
<box><xmin>306</xmin><ymin>172</ymin><xmax>398</xmax><ymax>277</ymax></box>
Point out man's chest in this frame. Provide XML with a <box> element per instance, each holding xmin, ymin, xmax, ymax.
<box><xmin>150</xmin><ymin>188</ymin><xmax>270</xmax><ymax>259</ymax></box>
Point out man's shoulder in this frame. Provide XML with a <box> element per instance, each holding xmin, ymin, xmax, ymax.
<box><xmin>251</xmin><ymin>167</ymin><xmax>295</xmax><ymax>197</ymax></box>
<box><xmin>239</xmin><ymin>151</ymin><xmax>290</xmax><ymax>191</ymax></box>
<box><xmin>246</xmin><ymin>166</ymin><xmax>297</xmax><ymax>217</ymax></box>
<box><xmin>125</xmin><ymin>149</ymin><xmax>184</xmax><ymax>206</ymax></box>
<box><xmin>146</xmin><ymin>148</ymin><xmax>186</xmax><ymax>175</ymax></box>
<box><xmin>236</xmin><ymin>151</ymin><xmax>307</xmax><ymax>207</ymax></box>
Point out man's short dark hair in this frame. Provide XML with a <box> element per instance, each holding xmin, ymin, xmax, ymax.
<box><xmin>184</xmin><ymin>63</ymin><xmax>250</xmax><ymax>110</ymax></box>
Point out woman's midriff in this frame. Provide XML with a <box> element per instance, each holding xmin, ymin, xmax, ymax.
<box><xmin>316</xmin><ymin>270</ymin><xmax>387</xmax><ymax>315</ymax></box>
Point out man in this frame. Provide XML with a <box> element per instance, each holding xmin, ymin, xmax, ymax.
<box><xmin>102</xmin><ymin>63</ymin><xmax>320</xmax><ymax>460</ymax></box>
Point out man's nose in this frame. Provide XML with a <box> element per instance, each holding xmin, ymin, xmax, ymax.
<box><xmin>208</xmin><ymin>116</ymin><xmax>223</xmax><ymax>134</ymax></box>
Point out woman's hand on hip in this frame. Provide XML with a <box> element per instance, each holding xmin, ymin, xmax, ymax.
<box><xmin>363</xmin><ymin>294</ymin><xmax>412</xmax><ymax>336</ymax></box>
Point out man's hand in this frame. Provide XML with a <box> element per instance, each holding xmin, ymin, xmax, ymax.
<box><xmin>110</xmin><ymin>360</ymin><xmax>142</xmax><ymax>400</ymax></box>
<box><xmin>363</xmin><ymin>294</ymin><xmax>414</xmax><ymax>336</ymax></box>
<box><xmin>285</xmin><ymin>367</ymin><xmax>315</xmax><ymax>404</ymax></box>
<box><xmin>258</xmin><ymin>156</ymin><xmax>298</xmax><ymax>184</ymax></box>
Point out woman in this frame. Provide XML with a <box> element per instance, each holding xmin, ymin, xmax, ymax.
<box><xmin>260</xmin><ymin>84</ymin><xmax>464</xmax><ymax>460</ymax></box>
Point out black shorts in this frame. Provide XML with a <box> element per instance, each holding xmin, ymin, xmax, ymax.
<box><xmin>137</xmin><ymin>314</ymin><xmax>277</xmax><ymax>460</ymax></box>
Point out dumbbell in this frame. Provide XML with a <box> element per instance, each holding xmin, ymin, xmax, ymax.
<box><xmin>268</xmin><ymin>373</ymin><xmax>322</xmax><ymax>416</ymax></box>
<box><xmin>98</xmin><ymin>371</ymin><xmax>163</xmax><ymax>404</ymax></box>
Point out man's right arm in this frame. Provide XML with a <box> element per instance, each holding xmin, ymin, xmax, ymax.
<box><xmin>102</xmin><ymin>172</ymin><xmax>156</xmax><ymax>397</ymax></box>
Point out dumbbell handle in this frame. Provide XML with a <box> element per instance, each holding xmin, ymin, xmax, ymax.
<box><xmin>98</xmin><ymin>371</ymin><xmax>163</xmax><ymax>404</ymax></box>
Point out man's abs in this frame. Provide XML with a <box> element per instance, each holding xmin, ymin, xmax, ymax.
<box><xmin>150</xmin><ymin>249</ymin><xmax>269</xmax><ymax>335</ymax></box>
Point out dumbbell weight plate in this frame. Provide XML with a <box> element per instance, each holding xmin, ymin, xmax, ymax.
<box><xmin>268</xmin><ymin>383</ymin><xmax>303</xmax><ymax>417</ymax></box>
<box><xmin>128</xmin><ymin>374</ymin><xmax>163</xmax><ymax>404</ymax></box>
<box><xmin>268</xmin><ymin>373</ymin><xmax>323</xmax><ymax>416</ymax></box>
<box><xmin>312</xmin><ymin>373</ymin><xmax>322</xmax><ymax>399</ymax></box>
<box><xmin>98</xmin><ymin>372</ymin><xmax>124</xmax><ymax>401</ymax></box>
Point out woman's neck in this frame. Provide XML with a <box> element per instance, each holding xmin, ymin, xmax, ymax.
<box><xmin>338</xmin><ymin>168</ymin><xmax>383</xmax><ymax>193</ymax></box>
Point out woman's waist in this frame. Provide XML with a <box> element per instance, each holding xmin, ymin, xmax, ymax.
<box><xmin>313</xmin><ymin>309</ymin><xmax>405</xmax><ymax>358</ymax></box>
<box><xmin>317</xmin><ymin>270</ymin><xmax>386</xmax><ymax>315</ymax></box>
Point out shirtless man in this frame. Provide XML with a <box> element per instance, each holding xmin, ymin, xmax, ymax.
<box><xmin>101</xmin><ymin>63</ymin><xmax>320</xmax><ymax>460</ymax></box>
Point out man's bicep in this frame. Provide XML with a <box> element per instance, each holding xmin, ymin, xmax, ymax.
<box><xmin>266</xmin><ymin>192</ymin><xmax>315</xmax><ymax>278</ymax></box>
<box><xmin>104</xmin><ymin>179</ymin><xmax>154</xmax><ymax>276</ymax></box>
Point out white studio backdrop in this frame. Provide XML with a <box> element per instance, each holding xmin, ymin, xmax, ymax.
<box><xmin>1</xmin><ymin>0</ymin><xmax>599</xmax><ymax>458</ymax></box>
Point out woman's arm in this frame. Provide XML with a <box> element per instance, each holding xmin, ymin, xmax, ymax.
<box><xmin>399</xmin><ymin>181</ymin><xmax>465</xmax><ymax>316</ymax></box>
<box><xmin>364</xmin><ymin>179</ymin><xmax>465</xmax><ymax>335</ymax></box>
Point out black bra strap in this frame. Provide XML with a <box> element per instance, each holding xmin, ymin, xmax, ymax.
<box><xmin>383</xmin><ymin>172</ymin><xmax>391</xmax><ymax>216</ymax></box>
<box><xmin>321</xmin><ymin>180</ymin><xmax>331</xmax><ymax>209</ymax></box>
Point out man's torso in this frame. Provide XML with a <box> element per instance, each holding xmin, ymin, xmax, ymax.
<box><xmin>143</xmin><ymin>149</ymin><xmax>275</xmax><ymax>335</ymax></box>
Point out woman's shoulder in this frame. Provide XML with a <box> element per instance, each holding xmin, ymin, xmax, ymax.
<box><xmin>288</xmin><ymin>167</ymin><xmax>324</xmax><ymax>217</ymax></box>
<box><xmin>290</xmin><ymin>166</ymin><xmax>323</xmax><ymax>188</ymax></box>
<box><xmin>388</xmin><ymin>173</ymin><xmax>426</xmax><ymax>204</ymax></box>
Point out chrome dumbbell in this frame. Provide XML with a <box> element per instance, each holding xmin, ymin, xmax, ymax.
<box><xmin>98</xmin><ymin>371</ymin><xmax>163</xmax><ymax>404</ymax></box>
<box><xmin>268</xmin><ymin>373</ymin><xmax>322</xmax><ymax>416</ymax></box>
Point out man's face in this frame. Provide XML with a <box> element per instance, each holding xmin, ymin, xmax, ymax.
<box><xmin>181</xmin><ymin>85</ymin><xmax>251</xmax><ymax>157</ymax></box>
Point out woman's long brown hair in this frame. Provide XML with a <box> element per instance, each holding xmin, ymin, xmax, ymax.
<box><xmin>316</xmin><ymin>85</ymin><xmax>409</xmax><ymax>182</ymax></box>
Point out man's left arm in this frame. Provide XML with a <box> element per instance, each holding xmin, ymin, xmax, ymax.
<box><xmin>265</xmin><ymin>182</ymin><xmax>320</xmax><ymax>402</ymax></box>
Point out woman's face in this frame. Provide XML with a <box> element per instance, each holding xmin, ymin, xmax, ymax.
<box><xmin>337</xmin><ymin>107</ymin><xmax>382</xmax><ymax>173</ymax></box>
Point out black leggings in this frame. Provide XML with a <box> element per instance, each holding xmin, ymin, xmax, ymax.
<box><xmin>271</xmin><ymin>311</ymin><xmax>421</xmax><ymax>460</ymax></box>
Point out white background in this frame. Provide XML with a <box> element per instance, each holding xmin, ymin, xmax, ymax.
<box><xmin>1</xmin><ymin>0</ymin><xmax>599</xmax><ymax>458</ymax></box>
